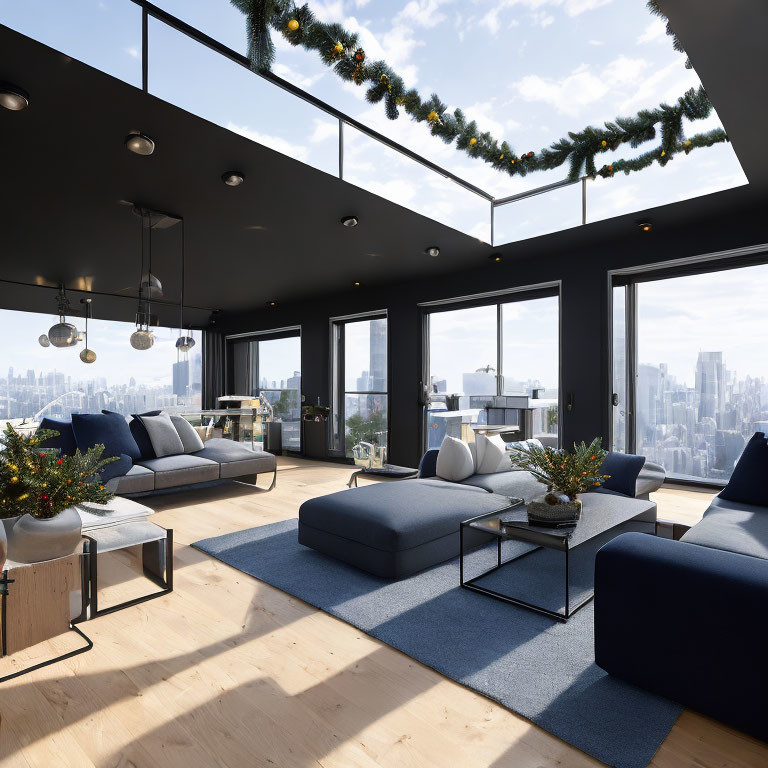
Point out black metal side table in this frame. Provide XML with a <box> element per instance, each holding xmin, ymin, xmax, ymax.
<box><xmin>347</xmin><ymin>464</ymin><xmax>419</xmax><ymax>488</ymax></box>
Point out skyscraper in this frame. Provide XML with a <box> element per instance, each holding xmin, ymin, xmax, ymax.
<box><xmin>696</xmin><ymin>351</ymin><xmax>726</xmax><ymax>423</ymax></box>
<box><xmin>173</xmin><ymin>360</ymin><xmax>189</xmax><ymax>398</ymax></box>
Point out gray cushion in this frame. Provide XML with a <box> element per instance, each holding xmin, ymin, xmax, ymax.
<box><xmin>192</xmin><ymin>438</ymin><xmax>277</xmax><ymax>478</ymax></box>
<box><xmin>137</xmin><ymin>454</ymin><xmax>219</xmax><ymax>489</ymax></box>
<box><xmin>460</xmin><ymin>470</ymin><xmax>544</xmax><ymax>503</ymax></box>
<box><xmin>635</xmin><ymin>461</ymin><xmax>666</xmax><ymax>497</ymax></box>
<box><xmin>170</xmin><ymin>415</ymin><xmax>205</xmax><ymax>453</ymax></box>
<box><xmin>139</xmin><ymin>413</ymin><xmax>185</xmax><ymax>457</ymax></box>
<box><xmin>110</xmin><ymin>464</ymin><xmax>155</xmax><ymax>495</ymax></box>
<box><xmin>298</xmin><ymin>478</ymin><xmax>505</xmax><ymax>552</ymax></box>
<box><xmin>681</xmin><ymin>495</ymin><xmax>768</xmax><ymax>560</ymax></box>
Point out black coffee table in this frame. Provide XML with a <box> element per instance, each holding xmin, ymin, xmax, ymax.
<box><xmin>347</xmin><ymin>464</ymin><xmax>419</xmax><ymax>488</ymax></box>
<box><xmin>460</xmin><ymin>494</ymin><xmax>656</xmax><ymax>622</ymax></box>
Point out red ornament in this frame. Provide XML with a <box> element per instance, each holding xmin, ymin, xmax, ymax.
<box><xmin>57</xmin><ymin>458</ymin><xmax>63</xmax><ymax>465</ymax></box>
<box><xmin>354</xmin><ymin>48</ymin><xmax>365</xmax><ymax>63</ymax></box>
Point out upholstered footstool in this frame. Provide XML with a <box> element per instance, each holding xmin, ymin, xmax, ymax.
<box><xmin>298</xmin><ymin>479</ymin><xmax>514</xmax><ymax>579</ymax></box>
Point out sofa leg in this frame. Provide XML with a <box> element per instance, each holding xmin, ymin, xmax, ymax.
<box><xmin>233</xmin><ymin>468</ymin><xmax>277</xmax><ymax>492</ymax></box>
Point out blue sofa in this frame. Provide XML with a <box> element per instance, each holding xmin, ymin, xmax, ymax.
<box><xmin>594</xmin><ymin>433</ymin><xmax>768</xmax><ymax>743</ymax></box>
<box><xmin>298</xmin><ymin>447</ymin><xmax>664</xmax><ymax>579</ymax></box>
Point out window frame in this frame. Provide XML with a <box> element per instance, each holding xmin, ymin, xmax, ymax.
<box><xmin>328</xmin><ymin>310</ymin><xmax>389</xmax><ymax>458</ymax></box>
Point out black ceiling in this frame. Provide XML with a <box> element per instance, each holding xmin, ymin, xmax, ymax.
<box><xmin>1</xmin><ymin>2</ymin><xmax>766</xmax><ymax>327</ymax></box>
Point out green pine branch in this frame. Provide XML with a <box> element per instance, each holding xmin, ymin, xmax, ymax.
<box><xmin>230</xmin><ymin>1</ymin><xmax>719</xmax><ymax>183</ymax></box>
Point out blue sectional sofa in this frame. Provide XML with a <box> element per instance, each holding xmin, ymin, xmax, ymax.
<box><xmin>299</xmin><ymin>446</ymin><xmax>664</xmax><ymax>579</ymax></box>
<box><xmin>594</xmin><ymin>432</ymin><xmax>768</xmax><ymax>743</ymax></box>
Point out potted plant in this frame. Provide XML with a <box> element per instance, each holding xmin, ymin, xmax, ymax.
<box><xmin>302</xmin><ymin>404</ymin><xmax>331</xmax><ymax>422</ymax></box>
<box><xmin>0</xmin><ymin>424</ymin><xmax>117</xmax><ymax>563</ymax></box>
<box><xmin>509</xmin><ymin>437</ymin><xmax>610</xmax><ymax>523</ymax></box>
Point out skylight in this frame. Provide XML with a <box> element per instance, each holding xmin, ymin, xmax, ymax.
<box><xmin>3</xmin><ymin>0</ymin><xmax>747</xmax><ymax>244</ymax></box>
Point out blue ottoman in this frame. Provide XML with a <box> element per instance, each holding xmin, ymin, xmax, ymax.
<box><xmin>298</xmin><ymin>478</ymin><xmax>513</xmax><ymax>579</ymax></box>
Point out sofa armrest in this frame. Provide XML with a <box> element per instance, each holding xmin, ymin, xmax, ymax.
<box><xmin>635</xmin><ymin>461</ymin><xmax>665</xmax><ymax>498</ymax></box>
<box><xmin>418</xmin><ymin>449</ymin><xmax>439</xmax><ymax>478</ymax></box>
<box><xmin>594</xmin><ymin>532</ymin><xmax>768</xmax><ymax>742</ymax></box>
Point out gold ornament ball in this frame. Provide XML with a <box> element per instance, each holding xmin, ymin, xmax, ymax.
<box><xmin>684</xmin><ymin>140</ymin><xmax>691</xmax><ymax>146</ymax></box>
<box><xmin>469</xmin><ymin>137</ymin><xmax>477</xmax><ymax>146</ymax></box>
<box><xmin>499</xmin><ymin>154</ymin><xmax>504</xmax><ymax>160</ymax></box>
<box><xmin>334</xmin><ymin>41</ymin><xmax>344</xmax><ymax>53</ymax></box>
<box><xmin>427</xmin><ymin>110</ymin><xmax>439</xmax><ymax>123</ymax></box>
<box><xmin>288</xmin><ymin>19</ymin><xmax>299</xmax><ymax>31</ymax></box>
<box><xmin>601</xmin><ymin>140</ymin><xmax>607</xmax><ymax>147</ymax></box>
<box><xmin>661</xmin><ymin>150</ymin><xmax>666</xmax><ymax>157</ymax></box>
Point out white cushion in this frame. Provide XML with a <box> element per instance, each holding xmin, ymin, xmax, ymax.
<box><xmin>436</xmin><ymin>436</ymin><xmax>475</xmax><ymax>482</ymax></box>
<box><xmin>171</xmin><ymin>415</ymin><xmax>205</xmax><ymax>453</ymax></box>
<box><xmin>476</xmin><ymin>434</ymin><xmax>511</xmax><ymax>474</ymax></box>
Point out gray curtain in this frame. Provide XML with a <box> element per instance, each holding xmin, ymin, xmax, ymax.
<box><xmin>202</xmin><ymin>329</ymin><xmax>224</xmax><ymax>409</ymax></box>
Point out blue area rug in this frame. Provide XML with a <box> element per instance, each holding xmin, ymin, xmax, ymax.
<box><xmin>193</xmin><ymin>519</ymin><xmax>681</xmax><ymax>768</ymax></box>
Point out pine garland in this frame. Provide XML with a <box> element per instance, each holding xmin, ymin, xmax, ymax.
<box><xmin>231</xmin><ymin>0</ymin><xmax>728</xmax><ymax>182</ymax></box>
<box><xmin>0</xmin><ymin>424</ymin><xmax>117</xmax><ymax>519</ymax></box>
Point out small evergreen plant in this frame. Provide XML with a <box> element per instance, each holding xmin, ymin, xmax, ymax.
<box><xmin>509</xmin><ymin>437</ymin><xmax>610</xmax><ymax>501</ymax></box>
<box><xmin>0</xmin><ymin>424</ymin><xmax>117</xmax><ymax>519</ymax></box>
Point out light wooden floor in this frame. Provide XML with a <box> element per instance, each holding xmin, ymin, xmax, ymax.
<box><xmin>1</xmin><ymin>458</ymin><xmax>765</xmax><ymax>768</ymax></box>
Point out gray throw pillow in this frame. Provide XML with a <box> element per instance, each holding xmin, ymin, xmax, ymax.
<box><xmin>170</xmin><ymin>415</ymin><xmax>205</xmax><ymax>454</ymax></box>
<box><xmin>139</xmin><ymin>412</ymin><xmax>185</xmax><ymax>457</ymax></box>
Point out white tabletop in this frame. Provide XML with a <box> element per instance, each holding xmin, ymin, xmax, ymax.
<box><xmin>76</xmin><ymin>496</ymin><xmax>154</xmax><ymax>532</ymax></box>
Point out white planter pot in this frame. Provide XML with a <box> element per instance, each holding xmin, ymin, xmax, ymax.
<box><xmin>6</xmin><ymin>507</ymin><xmax>82</xmax><ymax>564</ymax></box>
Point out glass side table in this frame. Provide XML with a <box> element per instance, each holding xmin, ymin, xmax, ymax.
<box><xmin>1</xmin><ymin>540</ymin><xmax>92</xmax><ymax>683</ymax></box>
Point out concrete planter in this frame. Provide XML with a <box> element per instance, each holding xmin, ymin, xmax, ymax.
<box><xmin>527</xmin><ymin>498</ymin><xmax>582</xmax><ymax>524</ymax></box>
<box><xmin>6</xmin><ymin>507</ymin><xmax>82</xmax><ymax>564</ymax></box>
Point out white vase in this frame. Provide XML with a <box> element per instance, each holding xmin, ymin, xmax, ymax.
<box><xmin>6</xmin><ymin>507</ymin><xmax>82</xmax><ymax>564</ymax></box>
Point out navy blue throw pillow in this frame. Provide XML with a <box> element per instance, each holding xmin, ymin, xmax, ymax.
<box><xmin>37</xmin><ymin>417</ymin><xmax>77</xmax><ymax>456</ymax></box>
<box><xmin>599</xmin><ymin>452</ymin><xmax>646</xmax><ymax>497</ymax></box>
<box><xmin>719</xmin><ymin>432</ymin><xmax>768</xmax><ymax>507</ymax></box>
<box><xmin>72</xmin><ymin>412</ymin><xmax>141</xmax><ymax>461</ymax></box>
<box><xmin>99</xmin><ymin>453</ymin><xmax>132</xmax><ymax>483</ymax></box>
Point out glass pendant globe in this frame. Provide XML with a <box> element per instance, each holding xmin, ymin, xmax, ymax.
<box><xmin>175</xmin><ymin>335</ymin><xmax>196</xmax><ymax>352</ymax></box>
<box><xmin>76</xmin><ymin>331</ymin><xmax>86</xmax><ymax>342</ymax></box>
<box><xmin>48</xmin><ymin>322</ymin><xmax>78</xmax><ymax>347</ymax></box>
<box><xmin>80</xmin><ymin>348</ymin><xmax>97</xmax><ymax>364</ymax></box>
<box><xmin>130</xmin><ymin>329</ymin><xmax>154</xmax><ymax>350</ymax></box>
<box><xmin>38</xmin><ymin>334</ymin><xmax>50</xmax><ymax>347</ymax></box>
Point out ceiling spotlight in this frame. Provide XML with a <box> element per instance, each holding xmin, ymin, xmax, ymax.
<box><xmin>489</xmin><ymin>253</ymin><xmax>503</xmax><ymax>263</ymax></box>
<box><xmin>265</xmin><ymin>300</ymin><xmax>277</xmax><ymax>308</ymax></box>
<box><xmin>125</xmin><ymin>131</ymin><xmax>155</xmax><ymax>155</ymax></box>
<box><xmin>638</xmin><ymin>222</ymin><xmax>652</xmax><ymax>232</ymax></box>
<box><xmin>352</xmin><ymin>281</ymin><xmax>362</xmax><ymax>287</ymax></box>
<box><xmin>0</xmin><ymin>82</ymin><xmax>30</xmax><ymax>111</ymax></box>
<box><xmin>425</xmin><ymin>246</ymin><xmax>440</xmax><ymax>258</ymax></box>
<box><xmin>222</xmin><ymin>171</ymin><xmax>245</xmax><ymax>186</ymax></box>
<box><xmin>341</xmin><ymin>216</ymin><xmax>358</xmax><ymax>228</ymax></box>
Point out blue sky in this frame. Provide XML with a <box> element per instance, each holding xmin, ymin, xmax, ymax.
<box><xmin>1</xmin><ymin>0</ymin><xmax>747</xmax><ymax>243</ymax></box>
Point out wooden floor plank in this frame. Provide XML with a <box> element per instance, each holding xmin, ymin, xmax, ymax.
<box><xmin>0</xmin><ymin>458</ymin><xmax>761</xmax><ymax>768</ymax></box>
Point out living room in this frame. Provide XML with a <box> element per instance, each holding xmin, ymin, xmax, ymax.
<box><xmin>1</xmin><ymin>1</ymin><xmax>766</xmax><ymax>766</ymax></box>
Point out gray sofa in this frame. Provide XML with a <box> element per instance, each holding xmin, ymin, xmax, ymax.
<box><xmin>107</xmin><ymin>438</ymin><xmax>277</xmax><ymax>496</ymax></box>
<box><xmin>299</xmin><ymin>449</ymin><xmax>664</xmax><ymax>579</ymax></box>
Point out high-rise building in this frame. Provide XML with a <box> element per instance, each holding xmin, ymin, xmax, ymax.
<box><xmin>696</xmin><ymin>351</ymin><xmax>726</xmax><ymax>423</ymax></box>
<box><xmin>369</xmin><ymin>319</ymin><xmax>387</xmax><ymax>392</ymax></box>
<box><xmin>173</xmin><ymin>360</ymin><xmax>189</xmax><ymax>398</ymax></box>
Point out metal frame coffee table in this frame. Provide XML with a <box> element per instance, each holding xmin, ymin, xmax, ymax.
<box><xmin>460</xmin><ymin>494</ymin><xmax>656</xmax><ymax>622</ymax></box>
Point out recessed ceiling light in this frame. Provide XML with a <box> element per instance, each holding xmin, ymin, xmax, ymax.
<box><xmin>352</xmin><ymin>281</ymin><xmax>362</xmax><ymax>287</ymax></box>
<box><xmin>638</xmin><ymin>222</ymin><xmax>652</xmax><ymax>232</ymax></box>
<box><xmin>341</xmin><ymin>216</ymin><xmax>358</xmax><ymax>228</ymax></box>
<box><xmin>425</xmin><ymin>246</ymin><xmax>440</xmax><ymax>258</ymax></box>
<box><xmin>265</xmin><ymin>300</ymin><xmax>277</xmax><ymax>308</ymax></box>
<box><xmin>489</xmin><ymin>253</ymin><xmax>503</xmax><ymax>263</ymax></box>
<box><xmin>222</xmin><ymin>171</ymin><xmax>245</xmax><ymax>186</ymax></box>
<box><xmin>0</xmin><ymin>82</ymin><xmax>29</xmax><ymax>111</ymax></box>
<box><xmin>125</xmin><ymin>131</ymin><xmax>155</xmax><ymax>155</ymax></box>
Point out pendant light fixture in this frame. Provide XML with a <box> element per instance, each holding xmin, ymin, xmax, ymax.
<box><xmin>175</xmin><ymin>220</ymin><xmax>196</xmax><ymax>355</ymax></box>
<box><xmin>48</xmin><ymin>286</ymin><xmax>80</xmax><ymax>347</ymax></box>
<box><xmin>79</xmin><ymin>298</ymin><xmax>96</xmax><ymax>363</ymax></box>
<box><xmin>130</xmin><ymin>208</ymin><xmax>155</xmax><ymax>350</ymax></box>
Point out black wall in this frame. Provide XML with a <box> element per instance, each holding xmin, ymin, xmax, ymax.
<box><xmin>218</xmin><ymin>191</ymin><xmax>768</xmax><ymax>468</ymax></box>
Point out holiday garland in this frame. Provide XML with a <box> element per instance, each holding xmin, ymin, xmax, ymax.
<box><xmin>230</xmin><ymin>0</ymin><xmax>728</xmax><ymax>182</ymax></box>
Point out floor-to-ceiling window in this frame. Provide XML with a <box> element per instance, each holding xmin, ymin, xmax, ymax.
<box><xmin>0</xmin><ymin>307</ymin><xmax>201</xmax><ymax>429</ymax></box>
<box><xmin>226</xmin><ymin>328</ymin><xmax>301</xmax><ymax>450</ymax></box>
<box><xmin>331</xmin><ymin>314</ymin><xmax>388</xmax><ymax>459</ymax></box>
<box><xmin>423</xmin><ymin>290</ymin><xmax>560</xmax><ymax>450</ymax></box>
<box><xmin>612</xmin><ymin>261</ymin><xmax>768</xmax><ymax>483</ymax></box>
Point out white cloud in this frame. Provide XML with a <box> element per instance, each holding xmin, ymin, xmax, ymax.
<box><xmin>531</xmin><ymin>11</ymin><xmax>554</xmax><ymax>28</ymax></box>
<box><xmin>354</xmin><ymin>0</ymin><xmax>371</xmax><ymax>7</ymax></box>
<box><xmin>637</xmin><ymin>18</ymin><xmax>667</xmax><ymax>45</ymax></box>
<box><xmin>273</xmin><ymin>62</ymin><xmax>324</xmax><ymax>89</ymax></box>
<box><xmin>588</xmin><ymin>39</ymin><xmax>604</xmax><ymax>46</ymax></box>
<box><xmin>125</xmin><ymin>47</ymin><xmax>138</xmax><ymax>58</ymax></box>
<box><xmin>309</xmin><ymin>119</ymin><xmax>338</xmax><ymax>144</ymax></box>
<box><xmin>562</xmin><ymin>0</ymin><xmax>612</xmax><ymax>16</ymax></box>
<box><xmin>225</xmin><ymin>121</ymin><xmax>309</xmax><ymax>162</ymax></box>
<box><xmin>395</xmin><ymin>0</ymin><xmax>453</xmax><ymax>29</ymax></box>
<box><xmin>464</xmin><ymin>101</ymin><xmax>507</xmax><ymax>138</ymax></box>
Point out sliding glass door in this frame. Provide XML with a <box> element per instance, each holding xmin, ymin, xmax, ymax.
<box><xmin>332</xmin><ymin>315</ymin><xmax>388</xmax><ymax>458</ymax></box>
<box><xmin>424</xmin><ymin>291</ymin><xmax>560</xmax><ymax>450</ymax></box>
<box><xmin>612</xmin><ymin>262</ymin><xmax>768</xmax><ymax>483</ymax></box>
